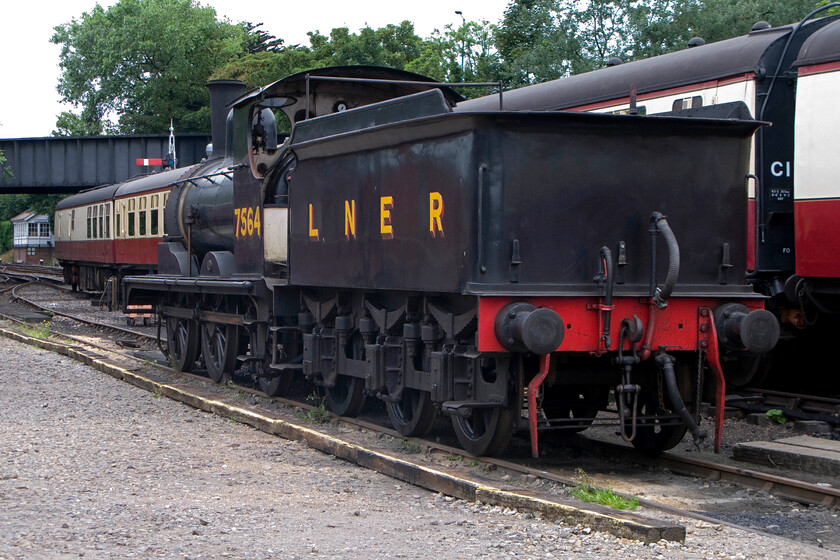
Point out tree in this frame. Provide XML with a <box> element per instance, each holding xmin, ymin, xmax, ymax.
<box><xmin>0</xmin><ymin>148</ymin><xmax>11</xmax><ymax>179</ymax></box>
<box><xmin>51</xmin><ymin>0</ymin><xmax>262</xmax><ymax>135</ymax></box>
<box><xmin>494</xmin><ymin>0</ymin><xmax>826</xmax><ymax>87</ymax></box>
<box><xmin>679</xmin><ymin>0</ymin><xmax>824</xmax><ymax>43</ymax></box>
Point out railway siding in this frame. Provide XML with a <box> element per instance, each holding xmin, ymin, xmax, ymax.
<box><xmin>0</xmin><ymin>324</ymin><xmax>684</xmax><ymax>544</ymax></box>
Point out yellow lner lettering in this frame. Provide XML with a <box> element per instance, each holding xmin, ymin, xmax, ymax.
<box><xmin>345</xmin><ymin>200</ymin><xmax>356</xmax><ymax>239</ymax></box>
<box><xmin>380</xmin><ymin>196</ymin><xmax>394</xmax><ymax>239</ymax></box>
<box><xmin>309</xmin><ymin>204</ymin><xmax>319</xmax><ymax>241</ymax></box>
<box><xmin>429</xmin><ymin>192</ymin><xmax>444</xmax><ymax>237</ymax></box>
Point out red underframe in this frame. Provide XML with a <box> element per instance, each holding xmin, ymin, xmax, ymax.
<box><xmin>477</xmin><ymin>296</ymin><xmax>763</xmax><ymax>353</ymax></box>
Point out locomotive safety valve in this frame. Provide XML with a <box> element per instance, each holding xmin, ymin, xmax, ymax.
<box><xmin>713</xmin><ymin>303</ymin><xmax>780</xmax><ymax>355</ymax></box>
<box><xmin>494</xmin><ymin>302</ymin><xmax>564</xmax><ymax>355</ymax></box>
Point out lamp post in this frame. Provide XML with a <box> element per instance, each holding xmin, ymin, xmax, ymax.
<box><xmin>455</xmin><ymin>10</ymin><xmax>465</xmax><ymax>81</ymax></box>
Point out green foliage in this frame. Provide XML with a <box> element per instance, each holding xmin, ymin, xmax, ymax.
<box><xmin>494</xmin><ymin>0</ymin><xmax>825</xmax><ymax>86</ymax></box>
<box><xmin>211</xmin><ymin>19</ymin><xmax>502</xmax><ymax>100</ymax></box>
<box><xmin>51</xmin><ymin>0</ymin><xmax>266</xmax><ymax>135</ymax></box>
<box><xmin>0</xmin><ymin>148</ymin><xmax>11</xmax><ymax>179</ymax></box>
<box><xmin>20</xmin><ymin>320</ymin><xmax>53</xmax><ymax>340</ymax></box>
<box><xmin>298</xmin><ymin>391</ymin><xmax>330</xmax><ymax>424</ymax></box>
<box><xmin>401</xmin><ymin>439</ymin><xmax>422</xmax><ymax>454</ymax></box>
<box><xmin>766</xmin><ymin>408</ymin><xmax>787</xmax><ymax>424</ymax></box>
<box><xmin>679</xmin><ymin>0</ymin><xmax>825</xmax><ymax>43</ymax></box>
<box><xmin>0</xmin><ymin>221</ymin><xmax>12</xmax><ymax>253</ymax></box>
<box><xmin>569</xmin><ymin>469</ymin><xmax>640</xmax><ymax>510</ymax></box>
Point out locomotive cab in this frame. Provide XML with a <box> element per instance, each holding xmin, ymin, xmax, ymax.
<box><xmin>230</xmin><ymin>66</ymin><xmax>465</xmax><ymax>274</ymax></box>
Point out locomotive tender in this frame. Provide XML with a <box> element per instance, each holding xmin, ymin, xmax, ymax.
<box><xmin>121</xmin><ymin>65</ymin><xmax>778</xmax><ymax>457</ymax></box>
<box><xmin>458</xmin><ymin>11</ymin><xmax>840</xmax><ymax>388</ymax></box>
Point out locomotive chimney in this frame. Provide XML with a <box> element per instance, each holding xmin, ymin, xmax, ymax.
<box><xmin>206</xmin><ymin>79</ymin><xmax>246</xmax><ymax>159</ymax></box>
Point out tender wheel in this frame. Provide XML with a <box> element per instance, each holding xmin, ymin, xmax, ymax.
<box><xmin>721</xmin><ymin>354</ymin><xmax>770</xmax><ymax>388</ymax></box>
<box><xmin>387</xmin><ymin>388</ymin><xmax>437</xmax><ymax>437</ymax></box>
<box><xmin>202</xmin><ymin>323</ymin><xmax>238</xmax><ymax>384</ymax></box>
<box><xmin>628</xmin><ymin>361</ymin><xmax>695</xmax><ymax>454</ymax></box>
<box><xmin>165</xmin><ymin>314</ymin><xmax>199</xmax><ymax>373</ymax></box>
<box><xmin>451</xmin><ymin>402</ymin><xmax>517</xmax><ymax>457</ymax></box>
<box><xmin>542</xmin><ymin>385</ymin><xmax>607</xmax><ymax>435</ymax></box>
<box><xmin>326</xmin><ymin>375</ymin><xmax>365</xmax><ymax>417</ymax></box>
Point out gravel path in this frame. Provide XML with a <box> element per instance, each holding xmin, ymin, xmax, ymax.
<box><xmin>0</xmin><ymin>333</ymin><xmax>837</xmax><ymax>560</ymax></box>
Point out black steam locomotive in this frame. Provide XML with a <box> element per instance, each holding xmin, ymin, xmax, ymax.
<box><xmin>123</xmin><ymin>66</ymin><xmax>778</xmax><ymax>457</ymax></box>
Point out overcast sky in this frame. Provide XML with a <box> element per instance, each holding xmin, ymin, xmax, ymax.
<box><xmin>0</xmin><ymin>0</ymin><xmax>510</xmax><ymax>139</ymax></box>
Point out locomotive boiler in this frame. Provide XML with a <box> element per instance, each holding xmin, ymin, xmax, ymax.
<box><xmin>124</xmin><ymin>66</ymin><xmax>778</xmax><ymax>457</ymax></box>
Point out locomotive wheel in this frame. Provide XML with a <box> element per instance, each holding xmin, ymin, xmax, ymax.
<box><xmin>326</xmin><ymin>332</ymin><xmax>366</xmax><ymax>416</ymax></box>
<box><xmin>628</xmin><ymin>361</ymin><xmax>693</xmax><ymax>454</ymax></box>
<box><xmin>202</xmin><ymin>322</ymin><xmax>238</xmax><ymax>384</ymax></box>
<box><xmin>326</xmin><ymin>375</ymin><xmax>365</xmax><ymax>417</ymax></box>
<box><xmin>257</xmin><ymin>362</ymin><xmax>293</xmax><ymax>397</ymax></box>
<box><xmin>386</xmin><ymin>388</ymin><xmax>437</xmax><ymax>437</ymax></box>
<box><xmin>451</xmin><ymin>400</ymin><xmax>517</xmax><ymax>457</ymax></box>
<box><xmin>542</xmin><ymin>385</ymin><xmax>607</xmax><ymax>435</ymax></box>
<box><xmin>165</xmin><ymin>315</ymin><xmax>200</xmax><ymax>373</ymax></box>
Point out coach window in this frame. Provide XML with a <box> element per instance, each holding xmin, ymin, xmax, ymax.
<box><xmin>139</xmin><ymin>197</ymin><xmax>147</xmax><ymax>236</ymax></box>
<box><xmin>151</xmin><ymin>194</ymin><xmax>159</xmax><ymax>235</ymax></box>
<box><xmin>672</xmin><ymin>96</ymin><xmax>703</xmax><ymax>111</ymax></box>
<box><xmin>128</xmin><ymin>199</ymin><xmax>136</xmax><ymax>237</ymax></box>
<box><xmin>104</xmin><ymin>204</ymin><xmax>111</xmax><ymax>238</ymax></box>
<box><xmin>86</xmin><ymin>207</ymin><xmax>91</xmax><ymax>238</ymax></box>
<box><xmin>98</xmin><ymin>204</ymin><xmax>104</xmax><ymax>238</ymax></box>
<box><xmin>71</xmin><ymin>210</ymin><xmax>75</xmax><ymax>232</ymax></box>
<box><xmin>92</xmin><ymin>206</ymin><xmax>99</xmax><ymax>239</ymax></box>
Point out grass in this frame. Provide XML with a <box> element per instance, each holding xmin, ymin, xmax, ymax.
<box><xmin>20</xmin><ymin>320</ymin><xmax>52</xmax><ymax>340</ymax></box>
<box><xmin>297</xmin><ymin>391</ymin><xmax>330</xmax><ymax>424</ymax></box>
<box><xmin>766</xmin><ymin>408</ymin><xmax>787</xmax><ymax>424</ymax></box>
<box><xmin>401</xmin><ymin>439</ymin><xmax>421</xmax><ymax>454</ymax></box>
<box><xmin>568</xmin><ymin>469</ymin><xmax>639</xmax><ymax>510</ymax></box>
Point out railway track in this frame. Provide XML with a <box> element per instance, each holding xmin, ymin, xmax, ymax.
<box><xmin>727</xmin><ymin>388</ymin><xmax>840</xmax><ymax>422</ymax></box>
<box><xmin>1</xmin><ymin>281</ymin><xmax>838</xmax><ymax>550</ymax></box>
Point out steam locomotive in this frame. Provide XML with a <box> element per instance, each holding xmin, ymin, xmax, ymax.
<box><xmin>103</xmin><ymin>65</ymin><xmax>777</xmax><ymax>457</ymax></box>
<box><xmin>457</xmin><ymin>11</ymin><xmax>840</xmax><ymax>389</ymax></box>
